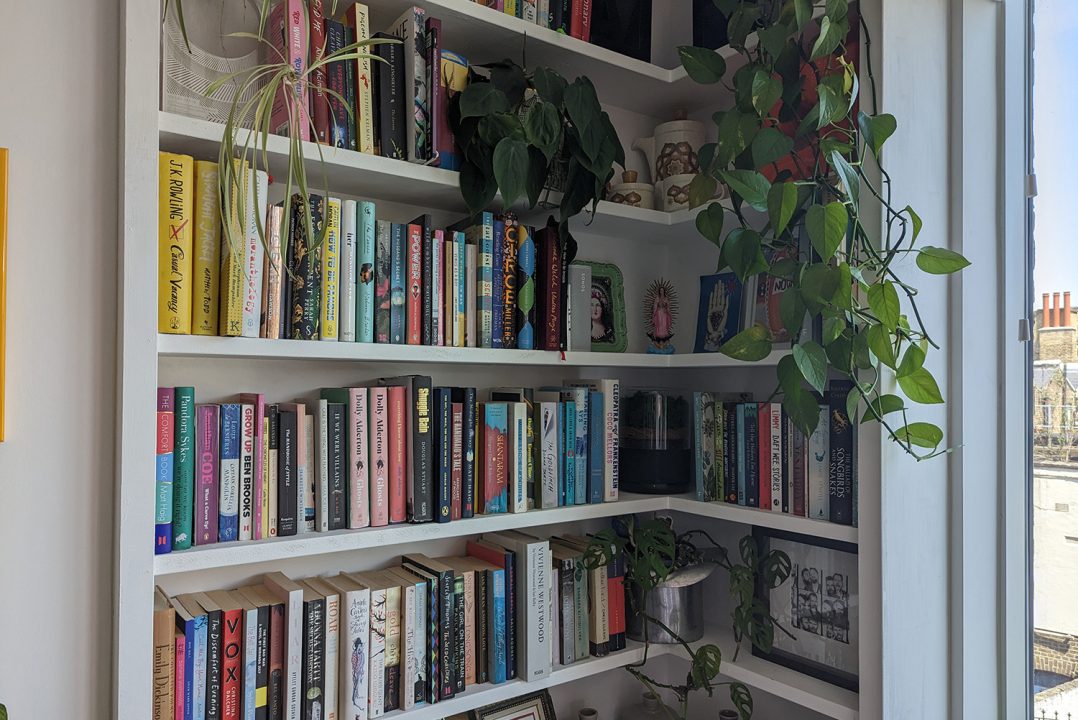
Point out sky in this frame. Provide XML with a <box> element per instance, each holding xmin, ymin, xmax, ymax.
<box><xmin>1032</xmin><ymin>0</ymin><xmax>1078</xmax><ymax>298</ymax></box>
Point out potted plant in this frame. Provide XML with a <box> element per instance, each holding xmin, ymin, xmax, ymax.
<box><xmin>586</xmin><ymin>516</ymin><xmax>793</xmax><ymax>720</ymax></box>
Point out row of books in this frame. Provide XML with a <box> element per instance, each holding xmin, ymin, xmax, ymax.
<box><xmin>266</xmin><ymin>1</ymin><xmax>470</xmax><ymax>168</ymax></box>
<box><xmin>153</xmin><ymin>537</ymin><xmax>628</xmax><ymax>720</ymax></box>
<box><xmin>157</xmin><ymin>154</ymin><xmax>578</xmax><ymax>350</ymax></box>
<box><xmin>155</xmin><ymin>378</ymin><xmax>620</xmax><ymax>554</ymax></box>
<box><xmin>692</xmin><ymin>379</ymin><xmax>857</xmax><ymax>526</ymax></box>
<box><xmin>470</xmin><ymin>0</ymin><xmax>592</xmax><ymax>39</ymax></box>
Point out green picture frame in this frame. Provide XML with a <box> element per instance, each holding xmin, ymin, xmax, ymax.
<box><xmin>579</xmin><ymin>261</ymin><xmax>628</xmax><ymax>353</ymax></box>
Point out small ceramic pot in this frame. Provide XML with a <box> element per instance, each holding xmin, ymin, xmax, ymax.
<box><xmin>609</xmin><ymin>170</ymin><xmax>655</xmax><ymax>209</ymax></box>
<box><xmin>658</xmin><ymin>173</ymin><xmax>696</xmax><ymax>212</ymax></box>
<box><xmin>632</xmin><ymin>110</ymin><xmax>706</xmax><ymax>184</ymax></box>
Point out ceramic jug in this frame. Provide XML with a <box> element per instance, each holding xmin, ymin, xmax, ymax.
<box><xmin>632</xmin><ymin>110</ymin><xmax>706</xmax><ymax>184</ymax></box>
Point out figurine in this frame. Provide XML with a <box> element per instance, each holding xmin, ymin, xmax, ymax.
<box><xmin>644</xmin><ymin>278</ymin><xmax>678</xmax><ymax>354</ymax></box>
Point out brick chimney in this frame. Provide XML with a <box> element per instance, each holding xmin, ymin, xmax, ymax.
<box><xmin>1044</xmin><ymin>293</ymin><xmax>1052</xmax><ymax>328</ymax></box>
<box><xmin>1065</xmin><ymin>292</ymin><xmax>1072</xmax><ymax>327</ymax></box>
<box><xmin>1053</xmin><ymin>292</ymin><xmax>1061</xmax><ymax>328</ymax></box>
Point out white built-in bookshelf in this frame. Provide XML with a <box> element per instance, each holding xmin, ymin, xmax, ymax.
<box><xmin>117</xmin><ymin>1</ymin><xmax>876</xmax><ymax>718</ymax></box>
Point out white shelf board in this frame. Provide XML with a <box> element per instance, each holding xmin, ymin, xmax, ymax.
<box><xmin>158</xmin><ymin>112</ymin><xmax>712</xmax><ymax>242</ymax></box>
<box><xmin>669</xmin><ymin>627</ymin><xmax>860</xmax><ymax>720</ymax></box>
<box><xmin>154</xmin><ymin>493</ymin><xmax>856</xmax><ymax>576</ymax></box>
<box><xmin>157</xmin><ymin>333</ymin><xmax>788</xmax><ymax>369</ymax></box>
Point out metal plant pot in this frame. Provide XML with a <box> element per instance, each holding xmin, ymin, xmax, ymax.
<box><xmin>626</xmin><ymin>565</ymin><xmax>713</xmax><ymax>644</ymax></box>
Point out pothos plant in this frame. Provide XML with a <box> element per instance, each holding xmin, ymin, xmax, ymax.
<box><xmin>585</xmin><ymin>517</ymin><xmax>793</xmax><ymax>720</ymax></box>
<box><xmin>679</xmin><ymin>0</ymin><xmax>969</xmax><ymax>459</ymax></box>
<box><xmin>448</xmin><ymin>60</ymin><xmax>623</xmax><ymax>242</ymax></box>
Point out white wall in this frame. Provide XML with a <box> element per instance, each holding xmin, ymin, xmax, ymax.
<box><xmin>0</xmin><ymin>1</ymin><xmax>118</xmax><ymax>718</ymax></box>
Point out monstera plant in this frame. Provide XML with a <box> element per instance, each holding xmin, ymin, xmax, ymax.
<box><xmin>681</xmin><ymin>0</ymin><xmax>968</xmax><ymax>460</ymax></box>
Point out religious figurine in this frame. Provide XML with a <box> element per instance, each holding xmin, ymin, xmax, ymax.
<box><xmin>644</xmin><ymin>278</ymin><xmax>678</xmax><ymax>354</ymax></box>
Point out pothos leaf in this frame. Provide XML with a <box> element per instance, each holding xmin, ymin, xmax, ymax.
<box><xmin>720</xmin><ymin>324</ymin><xmax>773</xmax><ymax>361</ymax></box>
<box><xmin>862</xmin><ymin>393</ymin><xmax>905</xmax><ymax>423</ymax></box>
<box><xmin>867</xmin><ymin>281</ymin><xmax>901</xmax><ymax>332</ymax></box>
<box><xmin>459</xmin><ymin>82</ymin><xmax>510</xmax><ymax>119</ymax></box>
<box><xmin>894</xmin><ymin>422</ymin><xmax>944</xmax><ymax>449</ymax></box>
<box><xmin>678</xmin><ymin>45</ymin><xmax>728</xmax><ymax>84</ymax></box>
<box><xmin>493</xmin><ymin>137</ymin><xmax>530</xmax><ymax>208</ymax></box>
<box><xmin>917</xmin><ymin>246</ymin><xmax>971</xmax><ymax>274</ymax></box>
<box><xmin>719</xmin><ymin>169</ymin><xmax>771</xmax><ymax>212</ymax></box>
<box><xmin>793</xmin><ymin>340</ymin><xmax>828</xmax><ymax>394</ymax></box>
<box><xmin>723</xmin><ymin>228</ymin><xmax>769</xmax><ymax>281</ymax></box>
<box><xmin>898</xmin><ymin>367</ymin><xmax>945</xmax><ymax>404</ymax></box>
<box><xmin>695</xmin><ymin>202</ymin><xmax>725</xmax><ymax>246</ymax></box>
<box><xmin>767</xmin><ymin>181</ymin><xmax>798</xmax><ymax>236</ymax></box>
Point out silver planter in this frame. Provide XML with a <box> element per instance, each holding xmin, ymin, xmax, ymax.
<box><xmin>626</xmin><ymin>565</ymin><xmax>713</xmax><ymax>644</ymax></box>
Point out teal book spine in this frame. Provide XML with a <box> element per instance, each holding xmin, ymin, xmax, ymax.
<box><xmin>693</xmin><ymin>392</ymin><xmax>705</xmax><ymax>501</ymax></box>
<box><xmin>588</xmin><ymin>391</ymin><xmax>604</xmax><ymax>504</ymax></box>
<box><xmin>563</xmin><ymin>401</ymin><xmax>576</xmax><ymax>506</ymax></box>
<box><xmin>491</xmin><ymin>567</ymin><xmax>507</xmax><ymax>684</ymax></box>
<box><xmin>172</xmin><ymin>386</ymin><xmax>196</xmax><ymax>550</ymax></box>
<box><xmin>736</xmin><ymin>403</ymin><xmax>747</xmax><ymax>505</ymax></box>
<box><xmin>571</xmin><ymin>388</ymin><xmax>587</xmax><ymax>505</ymax></box>
<box><xmin>390</xmin><ymin>223</ymin><xmax>406</xmax><ymax>344</ymax></box>
<box><xmin>357</xmin><ymin>201</ymin><xmax>376</xmax><ymax>343</ymax></box>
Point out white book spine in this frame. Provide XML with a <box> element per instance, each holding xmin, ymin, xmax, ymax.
<box><xmin>539</xmin><ymin>402</ymin><xmax>559</xmax><ymax>509</ymax></box>
<box><xmin>340</xmin><ymin>199</ymin><xmax>358</xmax><ymax>342</ymax></box>
<box><xmin>368</xmin><ymin>589</ymin><xmax>387</xmax><ymax>718</ymax></box>
<box><xmin>510</xmin><ymin>402</ymin><xmax>528</xmax><ymax>513</ymax></box>
<box><xmin>770</xmin><ymin>403</ymin><xmax>783</xmax><ymax>511</ymax></box>
<box><xmin>526</xmin><ymin>541</ymin><xmax>552</xmax><ymax>679</ymax></box>
<box><xmin>412</xmin><ymin>582</ymin><xmax>426</xmax><ymax>705</ymax></box>
<box><xmin>244</xmin><ymin>606</ymin><xmax>258</xmax><ymax>720</ymax></box>
<box><xmin>571</xmin><ymin>388</ymin><xmax>588</xmax><ymax>505</ymax></box>
<box><xmin>400</xmin><ymin>583</ymin><xmax>416</xmax><ymax>710</ymax></box>
<box><xmin>318</xmin><ymin>399</ymin><xmax>331</xmax><ymax>532</ymax></box>
<box><xmin>241</xmin><ymin>169</ymin><xmax>268</xmax><ymax>338</ymax></box>
<box><xmin>523</xmin><ymin>0</ymin><xmax>537</xmax><ymax>23</ymax></box>
<box><xmin>263</xmin><ymin>576</ymin><xmax>303</xmax><ymax>720</ymax></box>
<box><xmin>239</xmin><ymin>404</ymin><xmax>256</xmax><ymax>540</ymax></box>
<box><xmin>324</xmin><ymin>591</ymin><xmax>340</xmax><ymax>720</ymax></box>
<box><xmin>567</xmin><ymin>264</ymin><xmax>591</xmax><ymax>351</ymax></box>
<box><xmin>303</xmin><ymin>414</ymin><xmax>317</xmax><ymax>532</ymax></box>
<box><xmin>537</xmin><ymin>0</ymin><xmax>550</xmax><ymax>26</ymax></box>
<box><xmin>808</xmin><ymin>405</ymin><xmax>830</xmax><ymax>519</ymax></box>
<box><xmin>340</xmin><ymin>587</ymin><xmax>371</xmax><ymax>720</ymax></box>
<box><xmin>465</xmin><ymin>244</ymin><xmax>477</xmax><ymax>348</ymax></box>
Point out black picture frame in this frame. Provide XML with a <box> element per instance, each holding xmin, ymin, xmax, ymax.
<box><xmin>752</xmin><ymin>526</ymin><xmax>859</xmax><ymax>692</ymax></box>
<box><xmin>470</xmin><ymin>689</ymin><xmax>558</xmax><ymax>720</ymax></box>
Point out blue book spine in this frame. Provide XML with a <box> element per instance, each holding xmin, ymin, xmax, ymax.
<box><xmin>193</xmin><ymin>614</ymin><xmax>208</xmax><ymax>720</ymax></box>
<box><xmin>479</xmin><ymin>213</ymin><xmax>495</xmax><ymax>348</ymax></box>
<box><xmin>736</xmin><ymin>404</ymin><xmax>747</xmax><ymax>505</ymax></box>
<box><xmin>563</xmin><ymin>401</ymin><xmax>576</xmax><ymax>506</ymax></box>
<box><xmin>588</xmin><ymin>391</ymin><xmax>604</xmax><ymax>504</ymax></box>
<box><xmin>491</xmin><ymin>218</ymin><xmax>505</xmax><ymax>348</ymax></box>
<box><xmin>492</xmin><ymin>567</ymin><xmax>507</xmax><ymax>684</ymax></box>
<box><xmin>219</xmin><ymin>403</ymin><xmax>241</xmax><ymax>541</ymax></box>
<box><xmin>572</xmin><ymin>389</ymin><xmax>587</xmax><ymax>505</ymax></box>
<box><xmin>515</xmin><ymin>224</ymin><xmax>536</xmax><ymax>350</ymax></box>
<box><xmin>390</xmin><ymin>223</ymin><xmax>406</xmax><ymax>344</ymax></box>
<box><xmin>155</xmin><ymin>451</ymin><xmax>174</xmax><ymax>553</ymax></box>
<box><xmin>357</xmin><ymin>201</ymin><xmax>376</xmax><ymax>343</ymax></box>
<box><xmin>455</xmin><ymin>231</ymin><xmax>466</xmax><ymax>337</ymax></box>
<box><xmin>693</xmin><ymin>392</ymin><xmax>705</xmax><ymax>500</ymax></box>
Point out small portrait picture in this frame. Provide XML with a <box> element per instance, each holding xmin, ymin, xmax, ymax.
<box><xmin>694</xmin><ymin>272</ymin><xmax>744</xmax><ymax>353</ymax></box>
<box><xmin>579</xmin><ymin>261</ymin><xmax>627</xmax><ymax>353</ymax></box>
<box><xmin>471</xmin><ymin>689</ymin><xmax>557</xmax><ymax>720</ymax></box>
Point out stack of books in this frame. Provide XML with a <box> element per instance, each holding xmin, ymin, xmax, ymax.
<box><xmin>157</xmin><ymin>153</ymin><xmax>574</xmax><ymax>352</ymax></box>
<box><xmin>469</xmin><ymin>0</ymin><xmax>594</xmax><ymax>41</ymax></box>
<box><xmin>154</xmin><ymin>379</ymin><xmax>620</xmax><ymax>554</ymax></box>
<box><xmin>692</xmin><ymin>378</ymin><xmax>858</xmax><ymax>526</ymax></box>
<box><xmin>152</xmin><ymin>534</ymin><xmax>628</xmax><ymax>719</ymax></box>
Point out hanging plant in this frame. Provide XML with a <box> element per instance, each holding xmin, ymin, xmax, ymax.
<box><xmin>681</xmin><ymin>0</ymin><xmax>969</xmax><ymax>460</ymax></box>
<box><xmin>448</xmin><ymin>59</ymin><xmax>624</xmax><ymax>241</ymax></box>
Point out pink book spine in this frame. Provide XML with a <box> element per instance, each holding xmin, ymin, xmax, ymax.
<box><xmin>349</xmin><ymin>387</ymin><xmax>371</xmax><ymax>529</ymax></box>
<box><xmin>387</xmin><ymin>386</ymin><xmax>407</xmax><ymax>524</ymax></box>
<box><xmin>240</xmin><ymin>394</ymin><xmax>266</xmax><ymax>539</ymax></box>
<box><xmin>370</xmin><ymin>388</ymin><xmax>390</xmax><ymax>526</ymax></box>
<box><xmin>450</xmin><ymin>402</ymin><xmax>463</xmax><ymax>521</ymax></box>
<box><xmin>196</xmin><ymin>405</ymin><xmax>220</xmax><ymax>545</ymax></box>
<box><xmin>174</xmin><ymin>632</ymin><xmax>186</xmax><ymax>720</ymax></box>
<box><xmin>433</xmin><ymin>230</ymin><xmax>444</xmax><ymax>346</ymax></box>
<box><xmin>267</xmin><ymin>0</ymin><xmax>311</xmax><ymax>141</ymax></box>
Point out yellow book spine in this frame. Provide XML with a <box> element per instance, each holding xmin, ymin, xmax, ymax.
<box><xmin>192</xmin><ymin>160</ymin><xmax>221</xmax><ymax>335</ymax></box>
<box><xmin>354</xmin><ymin>4</ymin><xmax>375</xmax><ymax>155</ymax></box>
<box><xmin>505</xmin><ymin>0</ymin><xmax>518</xmax><ymax>17</ymax></box>
<box><xmin>218</xmin><ymin>160</ymin><xmax>248</xmax><ymax>336</ymax></box>
<box><xmin>320</xmin><ymin>198</ymin><xmax>342</xmax><ymax>341</ymax></box>
<box><xmin>158</xmin><ymin>152</ymin><xmax>194</xmax><ymax>334</ymax></box>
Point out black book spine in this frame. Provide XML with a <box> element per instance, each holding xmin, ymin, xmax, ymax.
<box><xmin>744</xmin><ymin>402</ymin><xmax>759</xmax><ymax>508</ymax></box>
<box><xmin>268</xmin><ymin>603</ymin><xmax>285</xmax><ymax>720</ymax></box>
<box><xmin>453</xmin><ymin>576</ymin><xmax>466</xmax><ymax>692</ymax></box>
<box><xmin>474</xmin><ymin>569</ymin><xmax>489</xmax><ymax>684</ymax></box>
<box><xmin>439</xmin><ymin>570</ymin><xmax>455</xmax><ymax>699</ymax></box>
<box><xmin>411</xmin><ymin>377</ymin><xmax>434</xmax><ymax>522</ymax></box>
<box><xmin>254</xmin><ymin>604</ymin><xmax>270</xmax><ymax>720</ymax></box>
<box><xmin>277</xmin><ymin>410</ymin><xmax>298</xmax><ymax>536</ymax></box>
<box><xmin>434</xmin><ymin>388</ymin><xmax>452</xmax><ymax>523</ymax></box>
<box><xmin>452</xmin><ymin>387</ymin><xmax>478</xmax><ymax>518</ymax></box>
<box><xmin>344</xmin><ymin>25</ymin><xmax>357</xmax><ymax>151</ymax></box>
<box><xmin>205</xmin><ymin>608</ymin><xmax>223</xmax><ymax>720</ymax></box>
<box><xmin>413</xmin><ymin>215</ymin><xmax>434</xmax><ymax>346</ymax></box>
<box><xmin>500</xmin><ymin>217</ymin><xmax>518</xmax><ymax>349</ymax></box>
<box><xmin>828</xmin><ymin>379</ymin><xmax>855</xmax><ymax>525</ymax></box>
<box><xmin>291</xmin><ymin>195</ymin><xmax>323</xmax><ymax>340</ymax></box>
<box><xmin>504</xmin><ymin>551</ymin><xmax>517</xmax><ymax>679</ymax></box>
<box><xmin>426</xmin><ymin>575</ymin><xmax>441</xmax><ymax>703</ymax></box>
<box><xmin>782</xmin><ymin>412</ymin><xmax>791</xmax><ymax>513</ymax></box>
<box><xmin>724</xmin><ymin>403</ymin><xmax>741</xmax><ymax>504</ymax></box>
<box><xmin>302</xmin><ymin>598</ymin><xmax>326</xmax><ymax>720</ymax></box>
<box><xmin>328</xmin><ymin>403</ymin><xmax>347</xmax><ymax>530</ymax></box>
<box><xmin>326</xmin><ymin>20</ymin><xmax>348</xmax><ymax>148</ymax></box>
<box><xmin>374</xmin><ymin>33</ymin><xmax>406</xmax><ymax>160</ymax></box>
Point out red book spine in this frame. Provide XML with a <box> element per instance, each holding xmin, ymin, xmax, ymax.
<box><xmin>174</xmin><ymin>633</ymin><xmax>186</xmax><ymax>720</ymax></box>
<box><xmin>465</xmin><ymin>539</ymin><xmax>505</xmax><ymax>568</ymax></box>
<box><xmin>388</xmin><ymin>386</ymin><xmax>407</xmax><ymax>524</ymax></box>
<box><xmin>309</xmin><ymin>0</ymin><xmax>329</xmax><ymax>143</ymax></box>
<box><xmin>221</xmin><ymin>608</ymin><xmax>244</xmax><ymax>720</ymax></box>
<box><xmin>370</xmin><ymin>387</ymin><xmax>390</xmax><ymax>526</ymax></box>
<box><xmin>450</xmin><ymin>402</ymin><xmax>463</xmax><ymax>521</ymax></box>
<box><xmin>570</xmin><ymin>0</ymin><xmax>591</xmax><ymax>40</ymax></box>
<box><xmin>268</xmin><ymin>603</ymin><xmax>285</xmax><ymax>720</ymax></box>
<box><xmin>407</xmin><ymin>224</ymin><xmax>423</xmax><ymax>345</ymax></box>
<box><xmin>538</xmin><ymin>226</ymin><xmax>563</xmax><ymax>351</ymax></box>
<box><xmin>757</xmin><ymin>403</ymin><xmax>771</xmax><ymax>511</ymax></box>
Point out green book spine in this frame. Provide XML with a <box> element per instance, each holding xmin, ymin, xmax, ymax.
<box><xmin>172</xmin><ymin>386</ymin><xmax>196</xmax><ymax>550</ymax></box>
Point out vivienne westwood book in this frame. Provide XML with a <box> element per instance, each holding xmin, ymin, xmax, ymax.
<box><xmin>482</xmin><ymin>531</ymin><xmax>552</xmax><ymax>681</ymax></box>
<box><xmin>357</xmin><ymin>201</ymin><xmax>376</xmax><ymax>343</ymax></box>
<box><xmin>374</xmin><ymin>219</ymin><xmax>393</xmax><ymax>343</ymax></box>
<box><xmin>218</xmin><ymin>403</ymin><xmax>242</xmax><ymax>542</ymax></box>
<box><xmin>156</xmin><ymin>388</ymin><xmax>175</xmax><ymax>554</ymax></box>
<box><xmin>339</xmin><ymin>199</ymin><xmax>359</xmax><ymax>343</ymax></box>
<box><xmin>158</xmin><ymin>152</ymin><xmax>194</xmax><ymax>335</ymax></box>
<box><xmin>192</xmin><ymin>159</ymin><xmax>221</xmax><ymax>335</ymax></box>
<box><xmin>320</xmin><ymin>197</ymin><xmax>342</xmax><ymax>341</ymax></box>
<box><xmin>241</xmin><ymin>168</ymin><xmax>268</xmax><ymax>338</ymax></box>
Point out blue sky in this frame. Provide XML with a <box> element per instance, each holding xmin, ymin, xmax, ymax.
<box><xmin>1033</xmin><ymin>0</ymin><xmax>1078</xmax><ymax>297</ymax></box>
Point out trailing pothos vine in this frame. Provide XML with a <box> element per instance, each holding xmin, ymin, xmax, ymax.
<box><xmin>585</xmin><ymin>517</ymin><xmax>793</xmax><ymax>720</ymax></box>
<box><xmin>680</xmin><ymin>0</ymin><xmax>969</xmax><ymax>459</ymax></box>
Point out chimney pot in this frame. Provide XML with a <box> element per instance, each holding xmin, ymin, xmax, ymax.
<box><xmin>1066</xmin><ymin>293</ymin><xmax>1072</xmax><ymax>327</ymax></box>
<box><xmin>1053</xmin><ymin>292</ymin><xmax>1061</xmax><ymax>328</ymax></box>
<box><xmin>1044</xmin><ymin>293</ymin><xmax>1051</xmax><ymax>328</ymax></box>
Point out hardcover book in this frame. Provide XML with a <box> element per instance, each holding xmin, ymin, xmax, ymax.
<box><xmin>261</xmin><ymin>205</ymin><xmax>285</xmax><ymax>340</ymax></box>
<box><xmin>266</xmin><ymin>0</ymin><xmax>310</xmax><ymax>140</ymax></box>
<box><xmin>374</xmin><ymin>220</ymin><xmax>392</xmax><ymax>343</ymax></box>
<box><xmin>499</xmin><ymin>216</ymin><xmax>519</xmax><ymax>348</ymax></box>
<box><xmin>192</xmin><ymin>160</ymin><xmax>221</xmax><ymax>335</ymax></box>
<box><xmin>372</xmin><ymin>32</ymin><xmax>406</xmax><ymax>160</ymax></box>
<box><xmin>320</xmin><ymin>197</ymin><xmax>342</xmax><ymax>341</ymax></box>
<box><xmin>369</xmin><ymin>386</ymin><xmax>390</xmax><ymax>527</ymax></box>
<box><xmin>172</xmin><ymin>387</ymin><xmax>196</xmax><ymax>551</ymax></box>
<box><xmin>219</xmin><ymin>403</ymin><xmax>241</xmax><ymax>542</ymax></box>
<box><xmin>158</xmin><ymin>152</ymin><xmax>194</xmax><ymax>334</ymax></box>
<box><xmin>406</xmin><ymin>223</ymin><xmax>422</xmax><ymax>345</ymax></box>
<box><xmin>346</xmin><ymin>3</ymin><xmax>376</xmax><ymax>155</ymax></box>
<box><xmin>241</xmin><ymin>169</ymin><xmax>268</xmax><ymax>338</ymax></box>
<box><xmin>288</xmin><ymin>195</ymin><xmax>323</xmax><ymax>340</ymax></box>
<box><xmin>156</xmin><ymin>388</ymin><xmax>175</xmax><ymax>554</ymax></box>
<box><xmin>389</xmin><ymin>223</ymin><xmax>406</xmax><ymax>343</ymax></box>
<box><xmin>357</xmin><ymin>201</ymin><xmax>377</xmax><ymax>342</ymax></box>
<box><xmin>515</xmin><ymin>224</ymin><xmax>537</xmax><ymax>349</ymax></box>
<box><xmin>339</xmin><ymin>199</ymin><xmax>359</xmax><ymax>342</ymax></box>
<box><xmin>387</xmin><ymin>7</ymin><xmax>430</xmax><ymax>162</ymax></box>
<box><xmin>388</xmin><ymin>385</ymin><xmax>408</xmax><ymax>524</ymax></box>
<box><xmin>481</xmin><ymin>402</ymin><xmax>509</xmax><ymax>514</ymax></box>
